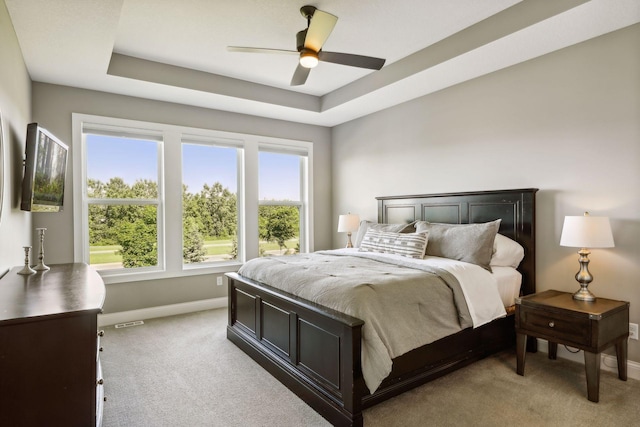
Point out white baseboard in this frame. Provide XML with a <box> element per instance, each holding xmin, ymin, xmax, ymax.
<box><xmin>537</xmin><ymin>339</ymin><xmax>640</xmax><ymax>381</ymax></box>
<box><xmin>98</xmin><ymin>297</ymin><xmax>228</xmax><ymax>327</ymax></box>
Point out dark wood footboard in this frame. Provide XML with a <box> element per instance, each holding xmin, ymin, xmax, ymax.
<box><xmin>227</xmin><ymin>273</ymin><xmax>366</xmax><ymax>426</ymax></box>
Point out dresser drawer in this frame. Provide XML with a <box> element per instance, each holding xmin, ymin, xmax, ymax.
<box><xmin>518</xmin><ymin>306</ymin><xmax>590</xmax><ymax>346</ymax></box>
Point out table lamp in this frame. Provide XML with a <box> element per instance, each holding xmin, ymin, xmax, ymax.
<box><xmin>560</xmin><ymin>212</ymin><xmax>614</xmax><ymax>301</ymax></box>
<box><xmin>337</xmin><ymin>213</ymin><xmax>360</xmax><ymax>248</ymax></box>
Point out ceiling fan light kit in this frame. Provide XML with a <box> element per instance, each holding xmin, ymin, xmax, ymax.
<box><xmin>228</xmin><ymin>5</ymin><xmax>386</xmax><ymax>86</ymax></box>
<box><xmin>299</xmin><ymin>49</ymin><xmax>319</xmax><ymax>68</ymax></box>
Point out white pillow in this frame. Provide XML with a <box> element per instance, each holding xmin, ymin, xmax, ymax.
<box><xmin>490</xmin><ymin>233</ymin><xmax>525</xmax><ymax>268</ymax></box>
<box><xmin>359</xmin><ymin>230</ymin><xmax>429</xmax><ymax>259</ymax></box>
<box><xmin>354</xmin><ymin>220</ymin><xmax>416</xmax><ymax>248</ymax></box>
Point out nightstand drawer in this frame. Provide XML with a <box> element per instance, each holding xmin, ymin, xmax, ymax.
<box><xmin>518</xmin><ymin>307</ymin><xmax>589</xmax><ymax>345</ymax></box>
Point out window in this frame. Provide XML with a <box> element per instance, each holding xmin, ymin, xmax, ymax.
<box><xmin>83</xmin><ymin>129</ymin><xmax>163</xmax><ymax>272</ymax></box>
<box><xmin>73</xmin><ymin>114</ymin><xmax>313</xmax><ymax>283</ymax></box>
<box><xmin>182</xmin><ymin>141</ymin><xmax>239</xmax><ymax>265</ymax></box>
<box><xmin>258</xmin><ymin>149</ymin><xmax>306</xmax><ymax>257</ymax></box>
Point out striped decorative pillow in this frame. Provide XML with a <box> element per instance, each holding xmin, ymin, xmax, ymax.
<box><xmin>359</xmin><ymin>230</ymin><xmax>429</xmax><ymax>259</ymax></box>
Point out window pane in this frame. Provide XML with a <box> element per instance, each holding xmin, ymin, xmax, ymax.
<box><xmin>259</xmin><ymin>151</ymin><xmax>300</xmax><ymax>201</ymax></box>
<box><xmin>86</xmin><ymin>134</ymin><xmax>158</xmax><ymax>199</ymax></box>
<box><xmin>258</xmin><ymin>151</ymin><xmax>303</xmax><ymax>257</ymax></box>
<box><xmin>85</xmin><ymin>131</ymin><xmax>160</xmax><ymax>271</ymax></box>
<box><xmin>88</xmin><ymin>204</ymin><xmax>158</xmax><ymax>270</ymax></box>
<box><xmin>182</xmin><ymin>143</ymin><xmax>238</xmax><ymax>264</ymax></box>
<box><xmin>259</xmin><ymin>205</ymin><xmax>300</xmax><ymax>257</ymax></box>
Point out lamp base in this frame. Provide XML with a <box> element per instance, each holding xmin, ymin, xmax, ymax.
<box><xmin>572</xmin><ymin>248</ymin><xmax>596</xmax><ymax>302</ymax></box>
<box><xmin>573</xmin><ymin>287</ymin><xmax>596</xmax><ymax>302</ymax></box>
<box><xmin>345</xmin><ymin>232</ymin><xmax>353</xmax><ymax>249</ymax></box>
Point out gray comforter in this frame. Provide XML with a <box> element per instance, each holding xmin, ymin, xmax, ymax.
<box><xmin>237</xmin><ymin>251</ymin><xmax>473</xmax><ymax>393</ymax></box>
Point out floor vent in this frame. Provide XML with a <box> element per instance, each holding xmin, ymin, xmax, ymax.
<box><xmin>114</xmin><ymin>320</ymin><xmax>145</xmax><ymax>329</ymax></box>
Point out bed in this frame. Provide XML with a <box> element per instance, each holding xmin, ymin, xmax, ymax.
<box><xmin>226</xmin><ymin>188</ymin><xmax>537</xmax><ymax>426</ymax></box>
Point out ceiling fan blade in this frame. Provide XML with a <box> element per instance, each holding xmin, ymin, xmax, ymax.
<box><xmin>304</xmin><ymin>9</ymin><xmax>338</xmax><ymax>52</ymax></box>
<box><xmin>319</xmin><ymin>51</ymin><xmax>386</xmax><ymax>70</ymax></box>
<box><xmin>290</xmin><ymin>64</ymin><xmax>310</xmax><ymax>86</ymax></box>
<box><xmin>227</xmin><ymin>46</ymin><xmax>298</xmax><ymax>55</ymax></box>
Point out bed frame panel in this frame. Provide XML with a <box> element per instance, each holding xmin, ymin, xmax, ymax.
<box><xmin>227</xmin><ymin>188</ymin><xmax>537</xmax><ymax>426</ymax></box>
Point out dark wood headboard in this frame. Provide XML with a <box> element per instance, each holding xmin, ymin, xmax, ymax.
<box><xmin>376</xmin><ymin>188</ymin><xmax>537</xmax><ymax>296</ymax></box>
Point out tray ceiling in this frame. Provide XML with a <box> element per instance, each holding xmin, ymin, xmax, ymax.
<box><xmin>5</xmin><ymin>0</ymin><xmax>640</xmax><ymax>126</ymax></box>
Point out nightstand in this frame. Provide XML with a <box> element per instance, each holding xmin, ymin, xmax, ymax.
<box><xmin>515</xmin><ymin>290</ymin><xmax>629</xmax><ymax>402</ymax></box>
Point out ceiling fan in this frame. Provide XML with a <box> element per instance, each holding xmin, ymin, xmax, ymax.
<box><xmin>228</xmin><ymin>5</ymin><xmax>386</xmax><ymax>86</ymax></box>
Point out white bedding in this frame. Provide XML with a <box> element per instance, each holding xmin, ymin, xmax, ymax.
<box><xmin>491</xmin><ymin>266</ymin><xmax>522</xmax><ymax>307</ymax></box>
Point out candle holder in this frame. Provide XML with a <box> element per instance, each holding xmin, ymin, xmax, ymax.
<box><xmin>34</xmin><ymin>228</ymin><xmax>50</xmax><ymax>271</ymax></box>
<box><xmin>17</xmin><ymin>246</ymin><xmax>36</xmax><ymax>275</ymax></box>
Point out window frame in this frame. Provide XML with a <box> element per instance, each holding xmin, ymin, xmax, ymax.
<box><xmin>75</xmin><ymin>119</ymin><xmax>166</xmax><ymax>277</ymax></box>
<box><xmin>180</xmin><ymin>135</ymin><xmax>243</xmax><ymax>268</ymax></box>
<box><xmin>72</xmin><ymin>114</ymin><xmax>314</xmax><ymax>284</ymax></box>
<box><xmin>257</xmin><ymin>145</ymin><xmax>310</xmax><ymax>255</ymax></box>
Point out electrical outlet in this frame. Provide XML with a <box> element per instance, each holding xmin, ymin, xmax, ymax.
<box><xmin>217</xmin><ymin>276</ymin><xmax>223</xmax><ymax>286</ymax></box>
<box><xmin>630</xmin><ymin>323</ymin><xmax>639</xmax><ymax>341</ymax></box>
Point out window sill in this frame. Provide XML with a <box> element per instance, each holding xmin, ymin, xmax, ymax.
<box><xmin>97</xmin><ymin>261</ymin><xmax>242</xmax><ymax>285</ymax></box>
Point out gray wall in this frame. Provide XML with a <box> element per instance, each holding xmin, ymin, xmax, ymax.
<box><xmin>30</xmin><ymin>83</ymin><xmax>332</xmax><ymax>313</ymax></box>
<box><xmin>4</xmin><ymin>2</ymin><xmax>638</xmax><ymax>366</ymax></box>
<box><xmin>0</xmin><ymin>0</ymin><xmax>32</xmax><ymax>276</ymax></box>
<box><xmin>332</xmin><ymin>24</ymin><xmax>640</xmax><ymax>364</ymax></box>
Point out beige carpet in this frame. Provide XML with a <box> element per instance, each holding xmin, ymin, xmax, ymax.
<box><xmin>101</xmin><ymin>308</ymin><xmax>640</xmax><ymax>426</ymax></box>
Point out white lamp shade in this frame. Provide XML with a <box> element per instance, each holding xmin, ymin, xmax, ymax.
<box><xmin>337</xmin><ymin>214</ymin><xmax>360</xmax><ymax>233</ymax></box>
<box><xmin>560</xmin><ymin>215</ymin><xmax>614</xmax><ymax>248</ymax></box>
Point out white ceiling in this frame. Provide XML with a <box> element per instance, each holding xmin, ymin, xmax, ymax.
<box><xmin>5</xmin><ymin>0</ymin><xmax>640</xmax><ymax>127</ymax></box>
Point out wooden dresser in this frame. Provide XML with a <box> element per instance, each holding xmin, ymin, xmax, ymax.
<box><xmin>0</xmin><ymin>263</ymin><xmax>106</xmax><ymax>427</ymax></box>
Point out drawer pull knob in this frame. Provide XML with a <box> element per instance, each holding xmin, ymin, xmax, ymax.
<box><xmin>98</xmin><ymin>330</ymin><xmax>105</xmax><ymax>337</ymax></box>
<box><xmin>97</xmin><ymin>379</ymin><xmax>104</xmax><ymax>386</ymax></box>
<box><xmin>548</xmin><ymin>321</ymin><xmax>555</xmax><ymax>328</ymax></box>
